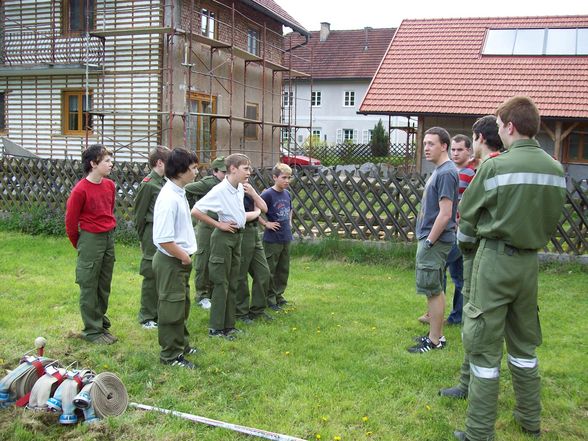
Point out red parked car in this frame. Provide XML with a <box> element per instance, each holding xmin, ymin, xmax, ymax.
<box><xmin>280</xmin><ymin>148</ymin><xmax>321</xmax><ymax>171</ymax></box>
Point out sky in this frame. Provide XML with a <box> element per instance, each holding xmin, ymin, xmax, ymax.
<box><xmin>276</xmin><ymin>0</ymin><xmax>587</xmax><ymax>31</ymax></box>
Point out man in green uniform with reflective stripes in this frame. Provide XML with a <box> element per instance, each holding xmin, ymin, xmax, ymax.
<box><xmin>454</xmin><ymin>96</ymin><xmax>566</xmax><ymax>441</ymax></box>
<box><xmin>134</xmin><ymin>147</ymin><xmax>169</xmax><ymax>329</ymax></box>
<box><xmin>185</xmin><ymin>157</ymin><xmax>226</xmax><ymax>309</ymax></box>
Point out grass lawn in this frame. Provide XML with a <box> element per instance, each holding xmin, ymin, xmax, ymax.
<box><xmin>0</xmin><ymin>232</ymin><xmax>586</xmax><ymax>441</ymax></box>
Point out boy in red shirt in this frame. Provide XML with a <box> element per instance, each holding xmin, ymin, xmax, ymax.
<box><xmin>65</xmin><ymin>144</ymin><xmax>117</xmax><ymax>345</ymax></box>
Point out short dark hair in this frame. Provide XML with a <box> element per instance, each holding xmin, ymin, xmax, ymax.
<box><xmin>472</xmin><ymin>115</ymin><xmax>503</xmax><ymax>152</ymax></box>
<box><xmin>424</xmin><ymin>127</ymin><xmax>451</xmax><ymax>149</ymax></box>
<box><xmin>451</xmin><ymin>134</ymin><xmax>472</xmax><ymax>149</ymax></box>
<box><xmin>148</xmin><ymin>146</ymin><xmax>170</xmax><ymax>168</ymax></box>
<box><xmin>496</xmin><ymin>96</ymin><xmax>540</xmax><ymax>138</ymax></box>
<box><xmin>165</xmin><ymin>148</ymin><xmax>198</xmax><ymax>179</ymax></box>
<box><xmin>81</xmin><ymin>144</ymin><xmax>113</xmax><ymax>174</ymax></box>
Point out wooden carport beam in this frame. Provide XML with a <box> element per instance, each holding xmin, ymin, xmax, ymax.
<box><xmin>541</xmin><ymin>121</ymin><xmax>578</xmax><ymax>160</ymax></box>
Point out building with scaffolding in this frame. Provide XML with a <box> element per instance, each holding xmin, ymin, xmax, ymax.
<box><xmin>0</xmin><ymin>0</ymin><xmax>311</xmax><ymax>166</ymax></box>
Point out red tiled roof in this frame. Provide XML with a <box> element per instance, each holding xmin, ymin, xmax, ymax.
<box><xmin>285</xmin><ymin>27</ymin><xmax>396</xmax><ymax>79</ymax></box>
<box><xmin>246</xmin><ymin>0</ymin><xmax>308</xmax><ymax>36</ymax></box>
<box><xmin>359</xmin><ymin>16</ymin><xmax>588</xmax><ymax>119</ymax></box>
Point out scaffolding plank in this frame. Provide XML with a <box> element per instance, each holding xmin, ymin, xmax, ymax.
<box><xmin>91</xmin><ymin>26</ymin><xmax>173</xmax><ymax>37</ymax></box>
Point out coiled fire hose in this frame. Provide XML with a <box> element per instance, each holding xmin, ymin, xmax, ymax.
<box><xmin>89</xmin><ymin>372</ymin><xmax>128</xmax><ymax>418</ymax></box>
<box><xmin>0</xmin><ymin>357</ymin><xmax>58</xmax><ymax>407</ymax></box>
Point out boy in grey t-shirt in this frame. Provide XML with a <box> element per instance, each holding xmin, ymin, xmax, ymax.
<box><xmin>409</xmin><ymin>127</ymin><xmax>459</xmax><ymax>354</ymax></box>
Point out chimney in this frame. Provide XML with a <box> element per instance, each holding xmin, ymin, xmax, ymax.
<box><xmin>364</xmin><ymin>26</ymin><xmax>372</xmax><ymax>51</ymax></box>
<box><xmin>320</xmin><ymin>22</ymin><xmax>330</xmax><ymax>42</ymax></box>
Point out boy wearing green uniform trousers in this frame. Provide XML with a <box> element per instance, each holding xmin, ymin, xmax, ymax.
<box><xmin>185</xmin><ymin>156</ymin><xmax>226</xmax><ymax>309</ymax></box>
<box><xmin>235</xmin><ymin>185</ymin><xmax>271</xmax><ymax>323</ymax></box>
<box><xmin>454</xmin><ymin>97</ymin><xmax>566</xmax><ymax>441</ymax></box>
<box><xmin>134</xmin><ymin>146</ymin><xmax>169</xmax><ymax>329</ymax></box>
<box><xmin>153</xmin><ymin>148</ymin><xmax>199</xmax><ymax>369</ymax></box>
<box><xmin>439</xmin><ymin>115</ymin><xmax>503</xmax><ymax>399</ymax></box>
<box><xmin>259</xmin><ymin>163</ymin><xmax>294</xmax><ymax>311</ymax></box>
<box><xmin>192</xmin><ymin>154</ymin><xmax>259</xmax><ymax>339</ymax></box>
<box><xmin>65</xmin><ymin>144</ymin><xmax>117</xmax><ymax>345</ymax></box>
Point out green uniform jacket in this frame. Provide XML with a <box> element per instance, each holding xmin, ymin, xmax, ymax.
<box><xmin>185</xmin><ymin>175</ymin><xmax>221</xmax><ymax>221</ymax></box>
<box><xmin>458</xmin><ymin>139</ymin><xmax>566</xmax><ymax>250</ymax></box>
<box><xmin>134</xmin><ymin>170</ymin><xmax>165</xmax><ymax>238</ymax></box>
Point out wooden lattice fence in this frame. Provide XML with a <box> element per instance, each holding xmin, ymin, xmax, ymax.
<box><xmin>1</xmin><ymin>156</ymin><xmax>587</xmax><ymax>255</ymax></box>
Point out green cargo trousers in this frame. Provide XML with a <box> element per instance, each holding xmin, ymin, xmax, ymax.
<box><xmin>456</xmin><ymin>248</ymin><xmax>476</xmax><ymax>392</ymax></box>
<box><xmin>463</xmin><ymin>239</ymin><xmax>542</xmax><ymax>441</ymax></box>
<box><xmin>76</xmin><ymin>229</ymin><xmax>115</xmax><ymax>341</ymax></box>
<box><xmin>138</xmin><ymin>222</ymin><xmax>157</xmax><ymax>324</ymax></box>
<box><xmin>263</xmin><ymin>241</ymin><xmax>290</xmax><ymax>306</ymax></box>
<box><xmin>193</xmin><ymin>222</ymin><xmax>214</xmax><ymax>302</ymax></box>
<box><xmin>235</xmin><ymin>222</ymin><xmax>270</xmax><ymax>319</ymax></box>
<box><xmin>153</xmin><ymin>251</ymin><xmax>192</xmax><ymax>362</ymax></box>
<box><xmin>208</xmin><ymin>229</ymin><xmax>243</xmax><ymax>331</ymax></box>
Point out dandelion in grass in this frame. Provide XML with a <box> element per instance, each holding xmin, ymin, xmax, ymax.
<box><xmin>371</xmin><ymin>326</ymin><xmax>376</xmax><ymax>331</ymax></box>
<box><xmin>285</xmin><ymin>351</ymin><xmax>291</xmax><ymax>356</ymax></box>
<box><xmin>362</xmin><ymin>416</ymin><xmax>369</xmax><ymax>422</ymax></box>
<box><xmin>321</xmin><ymin>416</ymin><xmax>329</xmax><ymax>422</ymax></box>
<box><xmin>425</xmin><ymin>405</ymin><xmax>431</xmax><ymax>411</ymax></box>
<box><xmin>334</xmin><ymin>436</ymin><xmax>341</xmax><ymax>441</ymax></box>
<box><xmin>315</xmin><ymin>434</ymin><xmax>321</xmax><ymax>440</ymax></box>
<box><xmin>366</xmin><ymin>431</ymin><xmax>373</xmax><ymax>436</ymax></box>
<box><xmin>292</xmin><ymin>327</ymin><xmax>297</xmax><ymax>331</ymax></box>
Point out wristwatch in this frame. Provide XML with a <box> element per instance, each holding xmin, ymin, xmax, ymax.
<box><xmin>425</xmin><ymin>239</ymin><xmax>434</xmax><ymax>249</ymax></box>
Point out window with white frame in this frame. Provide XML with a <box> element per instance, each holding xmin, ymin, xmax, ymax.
<box><xmin>337</xmin><ymin>128</ymin><xmax>357</xmax><ymax>143</ymax></box>
<box><xmin>283</xmin><ymin>91</ymin><xmax>293</xmax><ymax>107</ymax></box>
<box><xmin>362</xmin><ymin>129</ymin><xmax>373</xmax><ymax>143</ymax></box>
<box><xmin>311</xmin><ymin>91</ymin><xmax>321</xmax><ymax>107</ymax></box>
<box><xmin>200</xmin><ymin>7</ymin><xmax>217</xmax><ymax>39</ymax></box>
<box><xmin>343</xmin><ymin>91</ymin><xmax>355</xmax><ymax>107</ymax></box>
<box><xmin>0</xmin><ymin>92</ymin><xmax>5</xmax><ymax>134</ymax></box>
<box><xmin>310</xmin><ymin>129</ymin><xmax>321</xmax><ymax>143</ymax></box>
<box><xmin>247</xmin><ymin>29</ymin><xmax>260</xmax><ymax>56</ymax></box>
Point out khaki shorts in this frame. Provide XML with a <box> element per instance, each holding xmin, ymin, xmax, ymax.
<box><xmin>415</xmin><ymin>239</ymin><xmax>452</xmax><ymax>296</ymax></box>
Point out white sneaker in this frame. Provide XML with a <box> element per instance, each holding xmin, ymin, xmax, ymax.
<box><xmin>142</xmin><ymin>320</ymin><xmax>158</xmax><ymax>329</ymax></box>
<box><xmin>198</xmin><ymin>298</ymin><xmax>211</xmax><ymax>310</ymax></box>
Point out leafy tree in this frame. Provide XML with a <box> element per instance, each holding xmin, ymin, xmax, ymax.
<box><xmin>370</xmin><ymin>119</ymin><xmax>389</xmax><ymax>157</ymax></box>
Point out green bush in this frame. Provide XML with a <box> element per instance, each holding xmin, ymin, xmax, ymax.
<box><xmin>370</xmin><ymin>119</ymin><xmax>390</xmax><ymax>157</ymax></box>
<box><xmin>0</xmin><ymin>205</ymin><xmax>139</xmax><ymax>245</ymax></box>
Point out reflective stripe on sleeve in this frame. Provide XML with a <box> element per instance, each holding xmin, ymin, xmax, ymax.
<box><xmin>507</xmin><ymin>354</ymin><xmax>538</xmax><ymax>369</ymax></box>
<box><xmin>470</xmin><ymin>363</ymin><xmax>500</xmax><ymax>379</ymax></box>
<box><xmin>484</xmin><ymin>173</ymin><xmax>566</xmax><ymax>192</ymax></box>
<box><xmin>457</xmin><ymin>229</ymin><xmax>477</xmax><ymax>244</ymax></box>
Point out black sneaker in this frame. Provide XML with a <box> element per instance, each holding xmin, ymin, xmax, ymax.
<box><xmin>161</xmin><ymin>354</ymin><xmax>196</xmax><ymax>369</ymax></box>
<box><xmin>183</xmin><ymin>346</ymin><xmax>199</xmax><ymax>355</ymax></box>
<box><xmin>224</xmin><ymin>328</ymin><xmax>243</xmax><ymax>337</ymax></box>
<box><xmin>414</xmin><ymin>334</ymin><xmax>446</xmax><ymax>344</ymax></box>
<box><xmin>439</xmin><ymin>386</ymin><xmax>467</xmax><ymax>399</ymax></box>
<box><xmin>407</xmin><ymin>336</ymin><xmax>446</xmax><ymax>353</ymax></box>
<box><xmin>237</xmin><ymin>316</ymin><xmax>254</xmax><ymax>325</ymax></box>
<box><xmin>208</xmin><ymin>329</ymin><xmax>236</xmax><ymax>341</ymax></box>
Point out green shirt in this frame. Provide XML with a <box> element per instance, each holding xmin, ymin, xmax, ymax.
<box><xmin>134</xmin><ymin>170</ymin><xmax>165</xmax><ymax>238</ymax></box>
<box><xmin>185</xmin><ymin>175</ymin><xmax>222</xmax><ymax>221</ymax></box>
<box><xmin>458</xmin><ymin>139</ymin><xmax>566</xmax><ymax>250</ymax></box>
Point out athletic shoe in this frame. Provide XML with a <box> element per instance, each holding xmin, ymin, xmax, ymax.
<box><xmin>141</xmin><ymin>320</ymin><xmax>158</xmax><ymax>330</ymax></box>
<box><xmin>198</xmin><ymin>298</ymin><xmax>211</xmax><ymax>310</ymax></box>
<box><xmin>407</xmin><ymin>336</ymin><xmax>446</xmax><ymax>353</ymax></box>
<box><xmin>103</xmin><ymin>332</ymin><xmax>118</xmax><ymax>343</ymax></box>
<box><xmin>208</xmin><ymin>329</ymin><xmax>236</xmax><ymax>341</ymax></box>
<box><xmin>453</xmin><ymin>430</ymin><xmax>469</xmax><ymax>441</ymax></box>
<box><xmin>183</xmin><ymin>346</ymin><xmax>199</xmax><ymax>355</ymax></box>
<box><xmin>268</xmin><ymin>304</ymin><xmax>282</xmax><ymax>311</ymax></box>
<box><xmin>414</xmin><ymin>334</ymin><xmax>446</xmax><ymax>344</ymax></box>
<box><xmin>91</xmin><ymin>334</ymin><xmax>114</xmax><ymax>345</ymax></box>
<box><xmin>224</xmin><ymin>327</ymin><xmax>243</xmax><ymax>337</ymax></box>
<box><xmin>237</xmin><ymin>316</ymin><xmax>254</xmax><ymax>325</ymax></box>
<box><xmin>160</xmin><ymin>354</ymin><xmax>196</xmax><ymax>369</ymax></box>
<box><xmin>439</xmin><ymin>386</ymin><xmax>468</xmax><ymax>399</ymax></box>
